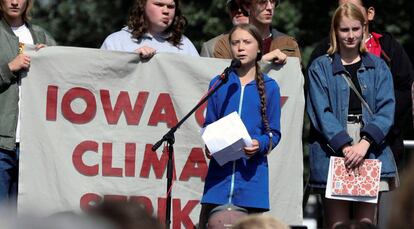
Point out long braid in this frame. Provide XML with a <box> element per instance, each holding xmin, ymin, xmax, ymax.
<box><xmin>255</xmin><ymin>63</ymin><xmax>271</xmax><ymax>134</ymax></box>
<box><xmin>255</xmin><ymin>63</ymin><xmax>273</xmax><ymax>154</ymax></box>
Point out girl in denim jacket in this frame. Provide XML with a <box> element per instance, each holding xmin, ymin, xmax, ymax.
<box><xmin>307</xmin><ymin>3</ymin><xmax>396</xmax><ymax>228</ymax></box>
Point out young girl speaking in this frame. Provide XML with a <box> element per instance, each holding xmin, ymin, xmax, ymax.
<box><xmin>199</xmin><ymin>23</ymin><xmax>281</xmax><ymax>228</ymax></box>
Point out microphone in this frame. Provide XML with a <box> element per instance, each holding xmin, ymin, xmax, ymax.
<box><xmin>220</xmin><ymin>58</ymin><xmax>241</xmax><ymax>81</ymax></box>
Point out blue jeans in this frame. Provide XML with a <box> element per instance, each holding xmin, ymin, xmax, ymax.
<box><xmin>0</xmin><ymin>145</ymin><xmax>19</xmax><ymax>205</ymax></box>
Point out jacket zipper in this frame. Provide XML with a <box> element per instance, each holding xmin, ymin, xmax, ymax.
<box><xmin>228</xmin><ymin>85</ymin><xmax>245</xmax><ymax>203</ymax></box>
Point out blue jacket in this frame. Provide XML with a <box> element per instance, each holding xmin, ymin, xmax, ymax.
<box><xmin>201</xmin><ymin>70</ymin><xmax>281</xmax><ymax>210</ymax></box>
<box><xmin>306</xmin><ymin>53</ymin><xmax>397</xmax><ymax>188</ymax></box>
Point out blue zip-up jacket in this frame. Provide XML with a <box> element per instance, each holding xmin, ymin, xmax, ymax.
<box><xmin>201</xmin><ymin>70</ymin><xmax>281</xmax><ymax>210</ymax></box>
<box><xmin>306</xmin><ymin>52</ymin><xmax>397</xmax><ymax>188</ymax></box>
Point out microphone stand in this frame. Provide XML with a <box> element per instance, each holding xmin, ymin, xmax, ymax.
<box><xmin>152</xmin><ymin>70</ymin><xmax>231</xmax><ymax>229</ymax></box>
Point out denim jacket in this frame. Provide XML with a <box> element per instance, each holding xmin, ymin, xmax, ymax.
<box><xmin>306</xmin><ymin>52</ymin><xmax>396</xmax><ymax>188</ymax></box>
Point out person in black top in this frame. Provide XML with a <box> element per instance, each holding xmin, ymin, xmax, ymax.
<box><xmin>307</xmin><ymin>0</ymin><xmax>414</xmax><ymax>170</ymax></box>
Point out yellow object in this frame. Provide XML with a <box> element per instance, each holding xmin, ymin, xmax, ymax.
<box><xmin>18</xmin><ymin>42</ymin><xmax>25</xmax><ymax>54</ymax></box>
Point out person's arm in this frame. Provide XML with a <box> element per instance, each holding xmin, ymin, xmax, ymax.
<box><xmin>31</xmin><ymin>25</ymin><xmax>57</xmax><ymax>47</ymax></box>
<box><xmin>359</xmin><ymin>59</ymin><xmax>395</xmax><ymax>145</ymax></box>
<box><xmin>180</xmin><ymin>36</ymin><xmax>199</xmax><ymax>57</ymax></box>
<box><xmin>270</xmin><ymin>36</ymin><xmax>301</xmax><ymax>60</ymax></box>
<box><xmin>250</xmin><ymin>80</ymin><xmax>281</xmax><ymax>155</ymax></box>
<box><xmin>43</xmin><ymin>30</ymin><xmax>57</xmax><ymax>46</ymax></box>
<box><xmin>0</xmin><ymin>58</ymin><xmax>20</xmax><ymax>90</ymax></box>
<box><xmin>344</xmin><ymin>139</ymin><xmax>370</xmax><ymax>169</ymax></box>
<box><xmin>135</xmin><ymin>46</ymin><xmax>156</xmax><ymax>59</ymax></box>
<box><xmin>261</xmin><ymin>49</ymin><xmax>287</xmax><ymax>65</ymax></box>
<box><xmin>244</xmin><ymin>139</ymin><xmax>260</xmax><ymax>157</ymax></box>
<box><xmin>384</xmin><ymin>34</ymin><xmax>414</xmax><ymax>136</ymax></box>
<box><xmin>306</xmin><ymin>60</ymin><xmax>353</xmax><ymax>152</ymax></box>
<box><xmin>100</xmin><ymin>37</ymin><xmax>112</xmax><ymax>50</ymax></box>
<box><xmin>100</xmin><ymin>32</ymin><xmax>119</xmax><ymax>51</ymax></box>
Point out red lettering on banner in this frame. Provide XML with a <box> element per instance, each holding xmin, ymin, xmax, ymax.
<box><xmin>46</xmin><ymin>85</ymin><xmax>290</xmax><ymax>127</ymax></box>
<box><xmin>73</xmin><ymin>141</ymin><xmax>99</xmax><ymax>176</ymax></box>
<box><xmin>194</xmin><ymin>102</ymin><xmax>207</xmax><ymax>127</ymax></box>
<box><xmin>125</xmin><ymin>143</ymin><xmax>136</xmax><ymax>177</ymax></box>
<box><xmin>80</xmin><ymin>194</ymin><xmax>198</xmax><ymax>228</ymax></box>
<box><xmin>173</xmin><ymin>199</ymin><xmax>199</xmax><ymax>229</ymax></box>
<box><xmin>148</xmin><ymin>93</ymin><xmax>178</xmax><ymax>128</ymax></box>
<box><xmin>281</xmin><ymin>96</ymin><xmax>288</xmax><ymax>107</ymax></box>
<box><xmin>73</xmin><ymin>141</ymin><xmax>137</xmax><ymax>177</ymax></box>
<box><xmin>80</xmin><ymin>193</ymin><xmax>102</xmax><ymax>210</ymax></box>
<box><xmin>140</xmin><ymin>145</ymin><xmax>176</xmax><ymax>180</ymax></box>
<box><xmin>73</xmin><ymin>142</ymin><xmax>206</xmax><ymax>179</ymax></box>
<box><xmin>80</xmin><ymin>193</ymin><xmax>154</xmax><ymax>213</ymax></box>
<box><xmin>157</xmin><ymin>198</ymin><xmax>198</xmax><ymax>229</ymax></box>
<box><xmin>103</xmin><ymin>194</ymin><xmax>128</xmax><ymax>202</ymax></box>
<box><xmin>102</xmin><ymin>143</ymin><xmax>123</xmax><ymax>177</ymax></box>
<box><xmin>46</xmin><ymin>85</ymin><xmax>58</xmax><ymax>121</ymax></box>
<box><xmin>61</xmin><ymin>87</ymin><xmax>97</xmax><ymax>124</ymax></box>
<box><xmin>179</xmin><ymin>148</ymin><xmax>208</xmax><ymax>182</ymax></box>
<box><xmin>100</xmin><ymin>90</ymin><xmax>149</xmax><ymax>125</ymax></box>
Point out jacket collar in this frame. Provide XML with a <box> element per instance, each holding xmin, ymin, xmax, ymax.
<box><xmin>229</xmin><ymin>70</ymin><xmax>272</xmax><ymax>85</ymax></box>
<box><xmin>331</xmin><ymin>52</ymin><xmax>375</xmax><ymax>75</ymax></box>
<box><xmin>1</xmin><ymin>18</ymin><xmax>32</xmax><ymax>33</ymax></box>
<box><xmin>0</xmin><ymin>18</ymin><xmax>37</xmax><ymax>43</ymax></box>
<box><xmin>271</xmin><ymin>28</ymin><xmax>285</xmax><ymax>39</ymax></box>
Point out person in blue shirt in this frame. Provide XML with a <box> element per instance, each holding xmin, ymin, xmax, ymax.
<box><xmin>198</xmin><ymin>23</ymin><xmax>281</xmax><ymax>229</ymax></box>
<box><xmin>307</xmin><ymin>3</ymin><xmax>396</xmax><ymax>228</ymax></box>
<box><xmin>101</xmin><ymin>0</ymin><xmax>198</xmax><ymax>58</ymax></box>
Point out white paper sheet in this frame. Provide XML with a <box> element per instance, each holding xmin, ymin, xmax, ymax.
<box><xmin>201</xmin><ymin>112</ymin><xmax>252</xmax><ymax>166</ymax></box>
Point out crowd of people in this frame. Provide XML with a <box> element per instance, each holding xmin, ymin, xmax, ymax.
<box><xmin>1</xmin><ymin>0</ymin><xmax>413</xmax><ymax>228</ymax></box>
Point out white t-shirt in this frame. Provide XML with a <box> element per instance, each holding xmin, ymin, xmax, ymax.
<box><xmin>101</xmin><ymin>27</ymin><xmax>199</xmax><ymax>57</ymax></box>
<box><xmin>11</xmin><ymin>24</ymin><xmax>34</xmax><ymax>143</ymax></box>
<box><xmin>11</xmin><ymin>24</ymin><xmax>34</xmax><ymax>45</ymax></box>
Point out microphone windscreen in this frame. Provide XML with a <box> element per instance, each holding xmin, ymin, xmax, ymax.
<box><xmin>230</xmin><ymin>59</ymin><xmax>241</xmax><ymax>69</ymax></box>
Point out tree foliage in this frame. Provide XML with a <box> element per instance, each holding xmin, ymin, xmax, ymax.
<box><xmin>31</xmin><ymin>0</ymin><xmax>413</xmax><ymax>66</ymax></box>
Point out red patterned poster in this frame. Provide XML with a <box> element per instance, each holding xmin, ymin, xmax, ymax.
<box><xmin>330</xmin><ymin>157</ymin><xmax>381</xmax><ymax>197</ymax></box>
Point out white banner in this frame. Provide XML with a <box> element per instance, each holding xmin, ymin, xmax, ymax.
<box><xmin>18</xmin><ymin>46</ymin><xmax>304</xmax><ymax>228</ymax></box>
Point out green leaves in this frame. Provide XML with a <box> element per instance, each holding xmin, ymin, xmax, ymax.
<box><xmin>31</xmin><ymin>1</ymin><xmax>412</xmax><ymax>67</ymax></box>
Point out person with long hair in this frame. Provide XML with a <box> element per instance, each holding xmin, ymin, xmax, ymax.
<box><xmin>101</xmin><ymin>0</ymin><xmax>198</xmax><ymax>58</ymax></box>
<box><xmin>0</xmin><ymin>0</ymin><xmax>55</xmax><ymax>206</ymax></box>
<box><xmin>308</xmin><ymin>0</ymin><xmax>414</xmax><ymax>170</ymax></box>
<box><xmin>198</xmin><ymin>23</ymin><xmax>281</xmax><ymax>228</ymax></box>
<box><xmin>306</xmin><ymin>3</ymin><xmax>396</xmax><ymax>228</ymax></box>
